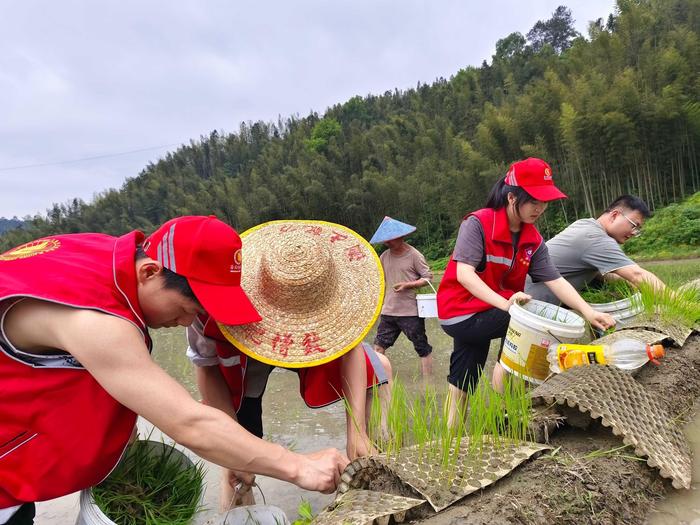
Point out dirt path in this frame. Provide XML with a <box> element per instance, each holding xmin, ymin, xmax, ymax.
<box><xmin>407</xmin><ymin>334</ymin><xmax>700</xmax><ymax>524</ymax></box>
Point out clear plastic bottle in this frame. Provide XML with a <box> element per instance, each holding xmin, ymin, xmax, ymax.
<box><xmin>548</xmin><ymin>338</ymin><xmax>665</xmax><ymax>373</ymax></box>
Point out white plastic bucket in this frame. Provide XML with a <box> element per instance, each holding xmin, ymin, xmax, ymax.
<box><xmin>416</xmin><ymin>281</ymin><xmax>438</xmax><ymax>318</ymax></box>
<box><xmin>588</xmin><ymin>292</ymin><xmax>643</xmax><ymax>327</ymax></box>
<box><xmin>75</xmin><ymin>489</ymin><xmax>116</xmax><ymax>525</ymax></box>
<box><xmin>219</xmin><ymin>505</ymin><xmax>290</xmax><ymax>524</ymax></box>
<box><xmin>75</xmin><ymin>441</ymin><xmax>197</xmax><ymax>525</ymax></box>
<box><xmin>500</xmin><ymin>299</ymin><xmax>585</xmax><ymax>384</ymax></box>
<box><xmin>417</xmin><ymin>294</ymin><xmax>437</xmax><ymax>317</ymax></box>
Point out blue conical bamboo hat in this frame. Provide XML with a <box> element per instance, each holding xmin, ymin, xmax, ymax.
<box><xmin>369</xmin><ymin>216</ymin><xmax>417</xmax><ymax>244</ymax></box>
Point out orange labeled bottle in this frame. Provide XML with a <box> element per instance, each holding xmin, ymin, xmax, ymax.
<box><xmin>548</xmin><ymin>339</ymin><xmax>665</xmax><ymax>373</ymax></box>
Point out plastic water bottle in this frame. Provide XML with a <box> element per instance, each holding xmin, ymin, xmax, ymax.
<box><xmin>548</xmin><ymin>338</ymin><xmax>665</xmax><ymax>373</ymax></box>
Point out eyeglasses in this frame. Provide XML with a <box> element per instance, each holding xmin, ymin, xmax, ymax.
<box><xmin>617</xmin><ymin>209</ymin><xmax>642</xmax><ymax>236</ymax></box>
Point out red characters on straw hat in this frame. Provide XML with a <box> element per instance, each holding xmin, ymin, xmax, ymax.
<box><xmin>272</xmin><ymin>332</ymin><xmax>294</xmax><ymax>357</ymax></box>
<box><xmin>346</xmin><ymin>244</ymin><xmax>368</xmax><ymax>261</ymax></box>
<box><xmin>330</xmin><ymin>230</ymin><xmax>350</xmax><ymax>243</ymax></box>
<box><xmin>303</xmin><ymin>331</ymin><xmax>326</xmax><ymax>355</ymax></box>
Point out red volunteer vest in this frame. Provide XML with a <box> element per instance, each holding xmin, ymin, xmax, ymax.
<box><xmin>200</xmin><ymin>315</ymin><xmax>380</xmax><ymax>409</ymax></box>
<box><xmin>0</xmin><ymin>232</ymin><xmax>150</xmax><ymax>507</ymax></box>
<box><xmin>437</xmin><ymin>207</ymin><xmax>543</xmax><ymax>319</ymax></box>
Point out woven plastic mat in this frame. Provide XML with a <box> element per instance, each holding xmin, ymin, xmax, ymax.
<box><xmin>313</xmin><ymin>490</ymin><xmax>425</xmax><ymax>525</ymax></box>
<box><xmin>592</xmin><ymin>328</ymin><xmax>670</xmax><ymax>347</ymax></box>
<box><xmin>337</xmin><ymin>437</ymin><xmax>550</xmax><ymax>512</ymax></box>
<box><xmin>531</xmin><ymin>365</ymin><xmax>691</xmax><ymax>489</ymax></box>
<box><xmin>622</xmin><ymin>314</ymin><xmax>694</xmax><ymax>347</ymax></box>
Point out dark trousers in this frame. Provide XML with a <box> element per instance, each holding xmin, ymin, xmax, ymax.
<box><xmin>441</xmin><ymin>308</ymin><xmax>511</xmax><ymax>393</ymax></box>
<box><xmin>5</xmin><ymin>504</ymin><xmax>35</xmax><ymax>525</ymax></box>
<box><xmin>237</xmin><ymin>395</ymin><xmax>264</xmax><ymax>438</ymax></box>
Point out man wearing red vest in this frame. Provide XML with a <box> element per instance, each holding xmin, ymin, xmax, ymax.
<box><xmin>0</xmin><ymin>216</ymin><xmax>347</xmax><ymax>525</ymax></box>
<box><xmin>437</xmin><ymin>159</ymin><xmax>615</xmax><ymax>426</ymax></box>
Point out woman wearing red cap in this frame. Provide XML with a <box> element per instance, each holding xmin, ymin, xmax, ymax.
<box><xmin>436</xmin><ymin>158</ymin><xmax>615</xmax><ymax>425</ymax></box>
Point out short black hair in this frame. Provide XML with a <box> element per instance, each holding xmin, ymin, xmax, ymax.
<box><xmin>605</xmin><ymin>195</ymin><xmax>651</xmax><ymax>218</ymax></box>
<box><xmin>485</xmin><ymin>177</ymin><xmax>539</xmax><ymax>211</ymax></box>
<box><xmin>135</xmin><ymin>245</ymin><xmax>200</xmax><ymax>304</ymax></box>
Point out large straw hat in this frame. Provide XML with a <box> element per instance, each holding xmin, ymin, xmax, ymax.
<box><xmin>218</xmin><ymin>220</ymin><xmax>385</xmax><ymax>368</ymax></box>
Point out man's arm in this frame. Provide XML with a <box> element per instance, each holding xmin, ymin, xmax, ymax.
<box><xmin>392</xmin><ymin>277</ymin><xmax>430</xmax><ymax>292</ymax></box>
<box><xmin>4</xmin><ymin>299</ymin><xmax>346</xmax><ymax>493</ymax></box>
<box><xmin>543</xmin><ymin>277</ymin><xmax>616</xmax><ymax>331</ymax></box>
<box><xmin>194</xmin><ymin>363</ymin><xmax>258</xmax><ymax>506</ymax></box>
<box><xmin>195</xmin><ymin>365</ymin><xmax>237</xmax><ymax>417</ymax></box>
<box><xmin>583</xmin><ymin>235</ymin><xmax>665</xmax><ymax>291</ymax></box>
<box><xmin>613</xmin><ymin>264</ymin><xmax>666</xmax><ymax>291</ymax></box>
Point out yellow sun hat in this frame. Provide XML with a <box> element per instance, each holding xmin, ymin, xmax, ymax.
<box><xmin>218</xmin><ymin>220</ymin><xmax>385</xmax><ymax>368</ymax></box>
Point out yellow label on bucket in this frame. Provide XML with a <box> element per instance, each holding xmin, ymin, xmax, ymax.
<box><xmin>500</xmin><ymin>344</ymin><xmax>549</xmax><ymax>382</ymax></box>
<box><xmin>555</xmin><ymin>344</ymin><xmax>607</xmax><ymax>371</ymax></box>
<box><xmin>526</xmin><ymin>344</ymin><xmax>550</xmax><ymax>379</ymax></box>
<box><xmin>500</xmin><ymin>322</ymin><xmax>552</xmax><ymax>383</ymax></box>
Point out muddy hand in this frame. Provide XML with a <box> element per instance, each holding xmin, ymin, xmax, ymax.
<box><xmin>222</xmin><ymin>468</ymin><xmax>255</xmax><ymax>510</ymax></box>
<box><xmin>228</xmin><ymin>469</ymin><xmax>255</xmax><ymax>490</ymax></box>
<box><xmin>227</xmin><ymin>468</ymin><xmax>256</xmax><ymax>492</ymax></box>
<box><xmin>347</xmin><ymin>433</ymin><xmax>378</xmax><ymax>459</ymax></box>
<box><xmin>588</xmin><ymin>310</ymin><xmax>616</xmax><ymax>331</ymax></box>
<box><xmin>295</xmin><ymin>448</ymin><xmax>349</xmax><ymax>494</ymax></box>
<box><xmin>507</xmin><ymin>292</ymin><xmax>531</xmax><ymax>308</ymax></box>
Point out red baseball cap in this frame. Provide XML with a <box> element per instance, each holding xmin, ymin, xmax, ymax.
<box><xmin>143</xmin><ymin>215</ymin><xmax>262</xmax><ymax>325</ymax></box>
<box><xmin>504</xmin><ymin>158</ymin><xmax>567</xmax><ymax>201</ymax></box>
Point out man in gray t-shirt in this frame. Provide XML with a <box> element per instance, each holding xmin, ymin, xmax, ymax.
<box><xmin>526</xmin><ymin>195</ymin><xmax>666</xmax><ymax>304</ymax></box>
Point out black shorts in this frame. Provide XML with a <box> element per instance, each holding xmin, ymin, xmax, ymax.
<box><xmin>373</xmin><ymin>315</ymin><xmax>432</xmax><ymax>357</ymax></box>
<box><xmin>236</xmin><ymin>395</ymin><xmax>264</xmax><ymax>438</ymax></box>
<box><xmin>5</xmin><ymin>503</ymin><xmax>35</xmax><ymax>525</ymax></box>
<box><xmin>441</xmin><ymin>308</ymin><xmax>511</xmax><ymax>392</ymax></box>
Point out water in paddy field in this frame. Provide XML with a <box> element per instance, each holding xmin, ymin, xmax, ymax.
<box><xmin>33</xmin><ymin>309</ymin><xmax>700</xmax><ymax>524</ymax></box>
<box><xmin>648</xmin><ymin>404</ymin><xmax>700</xmax><ymax>525</ymax></box>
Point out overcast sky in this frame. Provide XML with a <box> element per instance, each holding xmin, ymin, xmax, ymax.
<box><xmin>0</xmin><ymin>0</ymin><xmax>615</xmax><ymax>219</ymax></box>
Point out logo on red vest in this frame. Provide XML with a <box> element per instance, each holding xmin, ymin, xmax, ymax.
<box><xmin>518</xmin><ymin>247</ymin><xmax>534</xmax><ymax>267</ymax></box>
<box><xmin>0</xmin><ymin>238</ymin><xmax>61</xmax><ymax>261</ymax></box>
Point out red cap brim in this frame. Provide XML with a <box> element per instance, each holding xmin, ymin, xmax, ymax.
<box><xmin>523</xmin><ymin>184</ymin><xmax>568</xmax><ymax>202</ymax></box>
<box><xmin>189</xmin><ymin>279</ymin><xmax>262</xmax><ymax>325</ymax></box>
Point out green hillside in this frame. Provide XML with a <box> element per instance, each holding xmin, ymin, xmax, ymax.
<box><xmin>624</xmin><ymin>191</ymin><xmax>700</xmax><ymax>259</ymax></box>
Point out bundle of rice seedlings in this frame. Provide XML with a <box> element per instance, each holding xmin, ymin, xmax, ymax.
<box><xmin>362</xmin><ymin>374</ymin><xmax>532</xmax><ymax>485</ymax></box>
<box><xmin>638</xmin><ymin>282</ymin><xmax>700</xmax><ymax>330</ymax></box>
<box><xmin>92</xmin><ymin>440</ymin><xmax>205</xmax><ymax>525</ymax></box>
<box><xmin>580</xmin><ymin>280</ymin><xmax>635</xmax><ymax>304</ymax></box>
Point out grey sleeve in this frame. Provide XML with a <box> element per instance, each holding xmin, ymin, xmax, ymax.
<box><xmin>186</xmin><ymin>317</ymin><xmax>220</xmax><ymax>367</ymax></box>
<box><xmin>528</xmin><ymin>242</ymin><xmax>561</xmax><ymax>283</ymax></box>
<box><xmin>581</xmin><ymin>235</ymin><xmax>635</xmax><ymax>275</ymax></box>
<box><xmin>452</xmin><ymin>217</ymin><xmax>485</xmax><ymax>268</ymax></box>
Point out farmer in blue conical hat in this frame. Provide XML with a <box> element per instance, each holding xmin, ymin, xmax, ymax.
<box><xmin>370</xmin><ymin>216</ymin><xmax>434</xmax><ymax>376</ymax></box>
